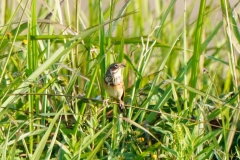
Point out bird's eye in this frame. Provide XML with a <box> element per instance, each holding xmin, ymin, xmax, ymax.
<box><xmin>114</xmin><ymin>64</ymin><xmax>118</xmax><ymax>68</ymax></box>
<box><xmin>110</xmin><ymin>64</ymin><xmax>118</xmax><ymax>71</ymax></box>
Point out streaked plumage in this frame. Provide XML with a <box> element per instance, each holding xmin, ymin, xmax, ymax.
<box><xmin>104</xmin><ymin>63</ymin><xmax>125</xmax><ymax>112</ymax></box>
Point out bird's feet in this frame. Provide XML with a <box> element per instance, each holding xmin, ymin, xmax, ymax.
<box><xmin>103</xmin><ymin>98</ymin><xmax>110</xmax><ymax>107</ymax></box>
<box><xmin>118</xmin><ymin>100</ymin><xmax>125</xmax><ymax>113</ymax></box>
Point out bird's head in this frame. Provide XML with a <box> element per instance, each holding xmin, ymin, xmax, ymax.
<box><xmin>107</xmin><ymin>63</ymin><xmax>125</xmax><ymax>75</ymax></box>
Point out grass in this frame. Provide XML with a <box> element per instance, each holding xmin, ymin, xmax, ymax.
<box><xmin>0</xmin><ymin>0</ymin><xmax>240</xmax><ymax>159</ymax></box>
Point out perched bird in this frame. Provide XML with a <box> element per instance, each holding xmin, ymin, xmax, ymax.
<box><xmin>104</xmin><ymin>63</ymin><xmax>126</xmax><ymax>113</ymax></box>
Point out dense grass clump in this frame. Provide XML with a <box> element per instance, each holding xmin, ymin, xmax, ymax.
<box><xmin>0</xmin><ymin>0</ymin><xmax>240</xmax><ymax>159</ymax></box>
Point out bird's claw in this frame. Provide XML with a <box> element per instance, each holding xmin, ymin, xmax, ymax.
<box><xmin>103</xmin><ymin>98</ymin><xmax>110</xmax><ymax>107</ymax></box>
<box><xmin>118</xmin><ymin>101</ymin><xmax>125</xmax><ymax>113</ymax></box>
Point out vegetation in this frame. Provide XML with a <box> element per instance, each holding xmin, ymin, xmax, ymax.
<box><xmin>0</xmin><ymin>0</ymin><xmax>240</xmax><ymax>159</ymax></box>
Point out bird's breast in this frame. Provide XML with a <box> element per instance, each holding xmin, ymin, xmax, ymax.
<box><xmin>104</xmin><ymin>79</ymin><xmax>124</xmax><ymax>100</ymax></box>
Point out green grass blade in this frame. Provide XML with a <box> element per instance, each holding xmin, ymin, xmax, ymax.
<box><xmin>189</xmin><ymin>0</ymin><xmax>206</xmax><ymax>111</ymax></box>
<box><xmin>31</xmin><ymin>108</ymin><xmax>64</xmax><ymax>160</ymax></box>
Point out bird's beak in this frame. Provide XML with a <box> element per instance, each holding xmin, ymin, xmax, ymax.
<box><xmin>120</xmin><ymin>64</ymin><xmax>126</xmax><ymax>68</ymax></box>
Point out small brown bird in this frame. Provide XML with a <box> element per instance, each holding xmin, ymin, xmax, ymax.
<box><xmin>104</xmin><ymin>62</ymin><xmax>126</xmax><ymax>113</ymax></box>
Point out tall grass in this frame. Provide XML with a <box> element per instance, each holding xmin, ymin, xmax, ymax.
<box><xmin>0</xmin><ymin>0</ymin><xmax>240</xmax><ymax>159</ymax></box>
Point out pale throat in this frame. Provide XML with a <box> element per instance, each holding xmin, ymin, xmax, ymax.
<box><xmin>112</xmin><ymin>70</ymin><xmax>122</xmax><ymax>77</ymax></box>
<box><xmin>111</xmin><ymin>70</ymin><xmax>123</xmax><ymax>84</ymax></box>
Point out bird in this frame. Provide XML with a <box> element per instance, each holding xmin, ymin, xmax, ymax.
<box><xmin>103</xmin><ymin>62</ymin><xmax>126</xmax><ymax>113</ymax></box>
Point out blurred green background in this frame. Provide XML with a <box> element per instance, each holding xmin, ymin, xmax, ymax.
<box><xmin>0</xmin><ymin>0</ymin><xmax>240</xmax><ymax>159</ymax></box>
